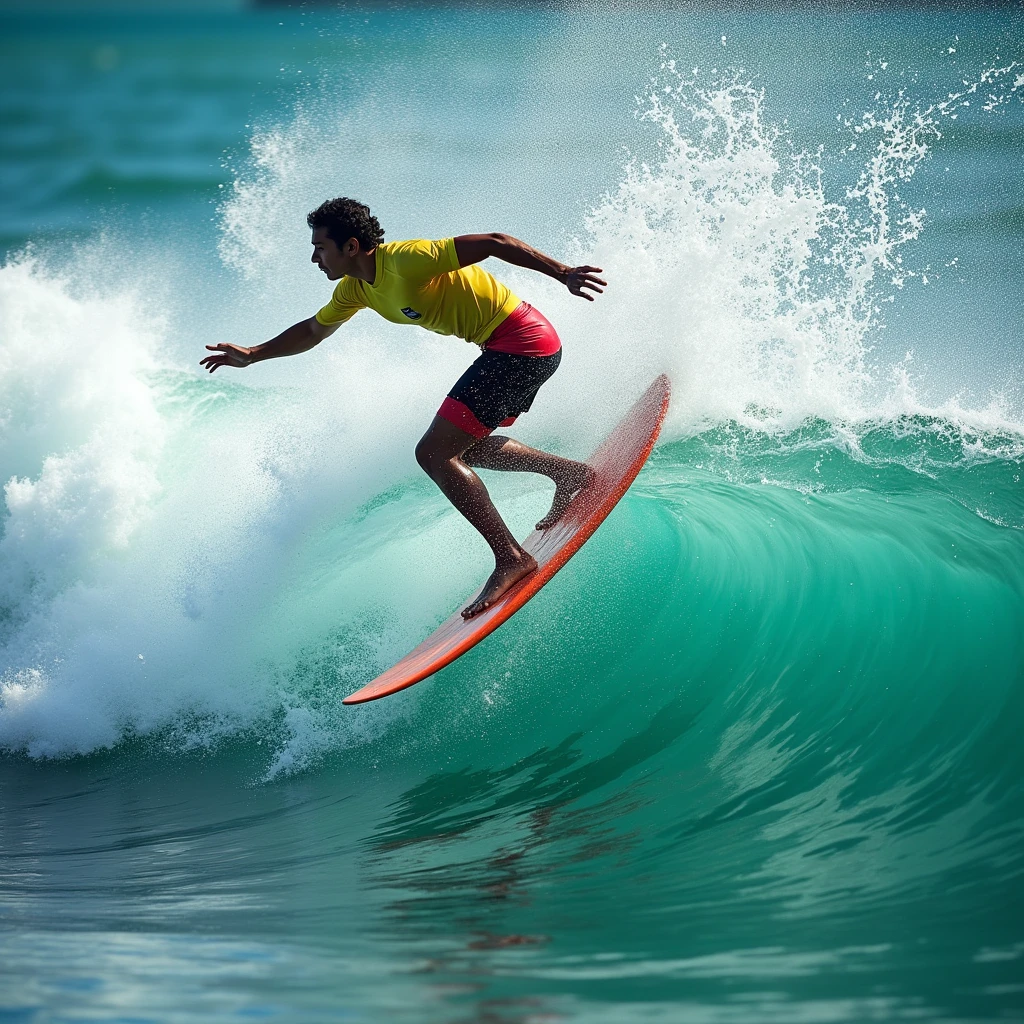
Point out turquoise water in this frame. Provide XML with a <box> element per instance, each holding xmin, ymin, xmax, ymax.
<box><xmin>2</xmin><ymin>6</ymin><xmax>1024</xmax><ymax>1021</ymax></box>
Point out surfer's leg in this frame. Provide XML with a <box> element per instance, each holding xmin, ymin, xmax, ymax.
<box><xmin>464</xmin><ymin>436</ymin><xmax>595</xmax><ymax>529</ymax></box>
<box><xmin>415</xmin><ymin>416</ymin><xmax>537</xmax><ymax>618</ymax></box>
<box><xmin>444</xmin><ymin>344</ymin><xmax>591</xmax><ymax>529</ymax></box>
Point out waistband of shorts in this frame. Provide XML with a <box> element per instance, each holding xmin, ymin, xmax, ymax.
<box><xmin>484</xmin><ymin>301</ymin><xmax>562</xmax><ymax>357</ymax></box>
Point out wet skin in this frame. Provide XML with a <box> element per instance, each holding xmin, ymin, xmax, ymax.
<box><xmin>414</xmin><ymin>417</ymin><xmax>595</xmax><ymax>617</ymax></box>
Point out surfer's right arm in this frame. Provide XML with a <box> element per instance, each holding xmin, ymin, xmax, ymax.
<box><xmin>199</xmin><ymin>316</ymin><xmax>340</xmax><ymax>373</ymax></box>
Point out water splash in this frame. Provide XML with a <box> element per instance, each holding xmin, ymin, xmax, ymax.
<box><xmin>561</xmin><ymin>55</ymin><xmax>1017</xmax><ymax>439</ymax></box>
<box><xmin>0</xmin><ymin>258</ymin><xmax>164</xmax><ymax>628</ymax></box>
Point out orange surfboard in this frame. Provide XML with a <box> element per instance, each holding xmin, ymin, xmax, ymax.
<box><xmin>343</xmin><ymin>374</ymin><xmax>671</xmax><ymax>705</ymax></box>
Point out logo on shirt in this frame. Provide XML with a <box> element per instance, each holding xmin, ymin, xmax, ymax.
<box><xmin>401</xmin><ymin>307</ymin><xmax>422</xmax><ymax>320</ymax></box>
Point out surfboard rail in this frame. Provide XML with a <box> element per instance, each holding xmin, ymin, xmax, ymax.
<box><xmin>343</xmin><ymin>373</ymin><xmax>671</xmax><ymax>704</ymax></box>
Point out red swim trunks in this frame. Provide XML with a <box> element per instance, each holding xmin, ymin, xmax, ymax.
<box><xmin>484</xmin><ymin>301</ymin><xmax>562</xmax><ymax>358</ymax></box>
<box><xmin>437</xmin><ymin>302</ymin><xmax>562</xmax><ymax>438</ymax></box>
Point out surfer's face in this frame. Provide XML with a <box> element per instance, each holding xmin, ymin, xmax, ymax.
<box><xmin>310</xmin><ymin>227</ymin><xmax>356</xmax><ymax>281</ymax></box>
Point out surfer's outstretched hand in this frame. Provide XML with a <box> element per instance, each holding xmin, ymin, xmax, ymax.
<box><xmin>564</xmin><ymin>265</ymin><xmax>606</xmax><ymax>301</ymax></box>
<box><xmin>200</xmin><ymin>343</ymin><xmax>253</xmax><ymax>373</ymax></box>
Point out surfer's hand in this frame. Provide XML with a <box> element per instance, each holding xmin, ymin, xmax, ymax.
<box><xmin>200</xmin><ymin>343</ymin><xmax>254</xmax><ymax>373</ymax></box>
<box><xmin>564</xmin><ymin>266</ymin><xmax>606</xmax><ymax>301</ymax></box>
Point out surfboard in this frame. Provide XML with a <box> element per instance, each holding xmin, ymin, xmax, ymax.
<box><xmin>343</xmin><ymin>373</ymin><xmax>671</xmax><ymax>704</ymax></box>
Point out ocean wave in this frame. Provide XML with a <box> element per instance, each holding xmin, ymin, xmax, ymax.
<box><xmin>2</xmin><ymin>61</ymin><xmax>1022</xmax><ymax>770</ymax></box>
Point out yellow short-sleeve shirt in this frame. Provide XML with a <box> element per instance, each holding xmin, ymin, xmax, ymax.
<box><xmin>315</xmin><ymin>237</ymin><xmax>521</xmax><ymax>347</ymax></box>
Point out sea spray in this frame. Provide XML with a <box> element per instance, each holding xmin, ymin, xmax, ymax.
<box><xmin>0</xmin><ymin>259</ymin><xmax>164</xmax><ymax>626</ymax></box>
<box><xmin>550</xmin><ymin>57</ymin><xmax>1014</xmax><ymax>439</ymax></box>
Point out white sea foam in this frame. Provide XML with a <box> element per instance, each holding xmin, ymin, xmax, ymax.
<box><xmin>0</xmin><ymin>256</ymin><xmax>441</xmax><ymax>763</ymax></box>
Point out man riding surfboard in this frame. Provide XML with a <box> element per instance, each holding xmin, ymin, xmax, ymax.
<box><xmin>200</xmin><ymin>198</ymin><xmax>605</xmax><ymax>618</ymax></box>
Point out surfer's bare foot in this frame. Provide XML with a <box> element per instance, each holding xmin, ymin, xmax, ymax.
<box><xmin>463</xmin><ymin>551</ymin><xmax>538</xmax><ymax>618</ymax></box>
<box><xmin>536</xmin><ymin>461</ymin><xmax>595</xmax><ymax>530</ymax></box>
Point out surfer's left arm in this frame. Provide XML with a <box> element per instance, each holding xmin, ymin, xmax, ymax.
<box><xmin>454</xmin><ymin>234</ymin><xmax>606</xmax><ymax>301</ymax></box>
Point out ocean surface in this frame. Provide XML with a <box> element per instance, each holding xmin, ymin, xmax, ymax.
<box><xmin>1</xmin><ymin>5</ymin><xmax>1023</xmax><ymax>1021</ymax></box>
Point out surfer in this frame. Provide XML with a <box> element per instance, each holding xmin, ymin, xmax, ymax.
<box><xmin>200</xmin><ymin>197</ymin><xmax>605</xmax><ymax>617</ymax></box>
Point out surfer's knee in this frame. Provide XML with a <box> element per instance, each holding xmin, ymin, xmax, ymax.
<box><xmin>415</xmin><ymin>437</ymin><xmax>445</xmax><ymax>477</ymax></box>
<box><xmin>414</xmin><ymin>438</ymin><xmax>432</xmax><ymax>474</ymax></box>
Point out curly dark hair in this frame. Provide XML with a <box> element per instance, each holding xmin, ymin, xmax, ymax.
<box><xmin>306</xmin><ymin>197</ymin><xmax>384</xmax><ymax>251</ymax></box>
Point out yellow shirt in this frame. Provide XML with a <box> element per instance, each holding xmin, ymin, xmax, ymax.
<box><xmin>314</xmin><ymin>237</ymin><xmax>521</xmax><ymax>347</ymax></box>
